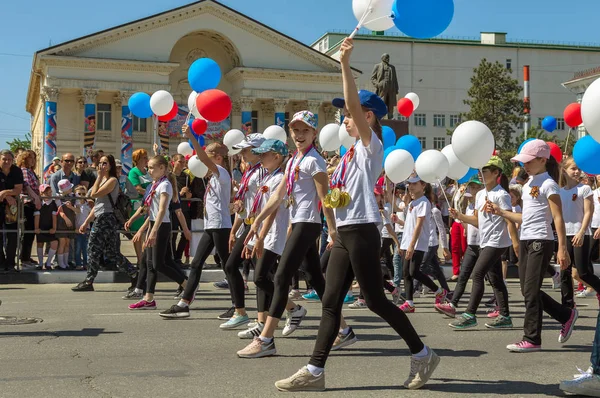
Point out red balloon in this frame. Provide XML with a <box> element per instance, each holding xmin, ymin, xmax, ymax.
<box><xmin>196</xmin><ymin>89</ymin><xmax>232</xmax><ymax>122</ymax></box>
<box><xmin>546</xmin><ymin>141</ymin><xmax>563</xmax><ymax>163</ymax></box>
<box><xmin>564</xmin><ymin>103</ymin><xmax>582</xmax><ymax>128</ymax></box>
<box><xmin>158</xmin><ymin>102</ymin><xmax>178</xmax><ymax>122</ymax></box>
<box><xmin>192</xmin><ymin>118</ymin><xmax>208</xmax><ymax>135</ymax></box>
<box><xmin>397</xmin><ymin>98</ymin><xmax>414</xmax><ymax>118</ymax></box>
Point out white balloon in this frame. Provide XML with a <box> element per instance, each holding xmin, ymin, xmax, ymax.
<box><xmin>352</xmin><ymin>0</ymin><xmax>395</xmax><ymax>31</ymax></box>
<box><xmin>441</xmin><ymin>145</ymin><xmax>469</xmax><ymax>180</ymax></box>
<box><xmin>319</xmin><ymin>123</ymin><xmax>342</xmax><ymax>151</ymax></box>
<box><xmin>415</xmin><ymin>150</ymin><xmax>449</xmax><ymax>183</ymax></box>
<box><xmin>150</xmin><ymin>90</ymin><xmax>174</xmax><ymax>116</ymax></box>
<box><xmin>384</xmin><ymin>149</ymin><xmax>415</xmax><ymax>183</ymax></box>
<box><xmin>263</xmin><ymin>125</ymin><xmax>287</xmax><ymax>143</ymax></box>
<box><xmin>451</xmin><ymin>121</ymin><xmax>495</xmax><ymax>169</ymax></box>
<box><xmin>339</xmin><ymin>123</ymin><xmax>356</xmax><ymax>150</ymax></box>
<box><xmin>405</xmin><ymin>92</ymin><xmax>420</xmax><ymax>111</ymax></box>
<box><xmin>187</xmin><ymin>91</ymin><xmax>201</xmax><ymax>118</ymax></box>
<box><xmin>177</xmin><ymin>141</ymin><xmax>194</xmax><ymax>157</ymax></box>
<box><xmin>223</xmin><ymin>129</ymin><xmax>245</xmax><ymax>149</ymax></box>
<box><xmin>187</xmin><ymin>155</ymin><xmax>208</xmax><ymax>178</ymax></box>
<box><xmin>581</xmin><ymin>78</ymin><xmax>600</xmax><ymax>142</ymax></box>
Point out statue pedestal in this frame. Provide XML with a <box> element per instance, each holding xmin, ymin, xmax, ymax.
<box><xmin>381</xmin><ymin>120</ymin><xmax>408</xmax><ymax>141</ymax></box>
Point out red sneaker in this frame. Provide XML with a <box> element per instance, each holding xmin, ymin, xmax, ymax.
<box><xmin>128</xmin><ymin>300</ymin><xmax>156</xmax><ymax>310</ymax></box>
<box><xmin>398</xmin><ymin>302</ymin><xmax>415</xmax><ymax>313</ymax></box>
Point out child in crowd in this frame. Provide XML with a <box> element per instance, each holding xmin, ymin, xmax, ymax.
<box><xmin>34</xmin><ymin>184</ymin><xmax>58</xmax><ymax>271</ymax></box>
<box><xmin>55</xmin><ymin>179</ymin><xmax>78</xmax><ymax>270</ymax></box>
<box><xmin>74</xmin><ymin>185</ymin><xmax>91</xmax><ymax>270</ymax></box>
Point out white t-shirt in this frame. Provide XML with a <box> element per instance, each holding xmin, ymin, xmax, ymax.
<box><xmin>148</xmin><ymin>179</ymin><xmax>173</xmax><ymax>223</ymax></box>
<box><xmin>560</xmin><ymin>183</ymin><xmax>593</xmax><ymax>236</ymax></box>
<box><xmin>335</xmin><ymin>131</ymin><xmax>384</xmax><ymax>227</ymax></box>
<box><xmin>465</xmin><ymin>203</ymin><xmax>480</xmax><ymax>246</ymax></box>
<box><xmin>400</xmin><ymin>195</ymin><xmax>431</xmax><ymax>252</ymax></box>
<box><xmin>394</xmin><ymin>200</ymin><xmax>406</xmax><ymax>233</ymax></box>
<box><xmin>204</xmin><ymin>165</ymin><xmax>232</xmax><ymax>229</ymax></box>
<box><xmin>592</xmin><ymin>189</ymin><xmax>600</xmax><ymax>228</ymax></box>
<box><xmin>520</xmin><ymin>172</ymin><xmax>560</xmax><ymax>241</ymax></box>
<box><xmin>475</xmin><ymin>185</ymin><xmax>512</xmax><ymax>249</ymax></box>
<box><xmin>289</xmin><ymin>148</ymin><xmax>326</xmax><ymax>224</ymax></box>
<box><xmin>429</xmin><ymin>207</ymin><xmax>448</xmax><ymax>248</ymax></box>
<box><xmin>239</xmin><ymin>164</ymin><xmax>265</xmax><ymax>220</ymax></box>
<box><xmin>380</xmin><ymin>203</ymin><xmax>393</xmax><ymax>239</ymax></box>
<box><xmin>75</xmin><ymin>201</ymin><xmax>91</xmax><ymax>230</ymax></box>
<box><xmin>511</xmin><ymin>204</ymin><xmax>522</xmax><ymax>238</ymax></box>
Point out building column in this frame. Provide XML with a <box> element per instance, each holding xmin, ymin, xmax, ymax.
<box><xmin>41</xmin><ymin>86</ymin><xmax>59</xmax><ymax>181</ymax></box>
<box><xmin>117</xmin><ymin>92</ymin><xmax>133</xmax><ymax>176</ymax></box>
<box><xmin>322</xmin><ymin>104</ymin><xmax>336</xmax><ymax>125</ymax></box>
<box><xmin>240</xmin><ymin>97</ymin><xmax>255</xmax><ymax>134</ymax></box>
<box><xmin>308</xmin><ymin>100</ymin><xmax>322</xmax><ymax>128</ymax></box>
<box><xmin>231</xmin><ymin>99</ymin><xmax>242</xmax><ymax>133</ymax></box>
<box><xmin>274</xmin><ymin>99</ymin><xmax>287</xmax><ymax>129</ymax></box>
<box><xmin>80</xmin><ymin>89</ymin><xmax>97</xmax><ymax>159</ymax></box>
<box><xmin>261</xmin><ymin>101</ymin><xmax>274</xmax><ymax>131</ymax></box>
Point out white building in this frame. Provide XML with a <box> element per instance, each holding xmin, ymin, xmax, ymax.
<box><xmin>313</xmin><ymin>31</ymin><xmax>600</xmax><ymax>149</ymax></box>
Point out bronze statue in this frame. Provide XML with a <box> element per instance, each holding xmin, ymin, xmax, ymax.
<box><xmin>371</xmin><ymin>53</ymin><xmax>399</xmax><ymax>119</ymax></box>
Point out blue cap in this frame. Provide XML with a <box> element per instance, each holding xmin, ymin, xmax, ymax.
<box><xmin>252</xmin><ymin>139</ymin><xmax>289</xmax><ymax>157</ymax></box>
<box><xmin>332</xmin><ymin>90</ymin><xmax>388</xmax><ymax>120</ymax></box>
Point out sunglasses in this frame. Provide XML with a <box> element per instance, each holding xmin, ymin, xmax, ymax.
<box><xmin>77</xmin><ymin>161</ymin><xmax>86</xmax><ymax>164</ymax></box>
<box><xmin>63</xmin><ymin>159</ymin><xmax>75</xmax><ymax>163</ymax></box>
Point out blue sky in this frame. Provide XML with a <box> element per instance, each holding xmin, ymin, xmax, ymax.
<box><xmin>2</xmin><ymin>0</ymin><xmax>600</xmax><ymax>147</ymax></box>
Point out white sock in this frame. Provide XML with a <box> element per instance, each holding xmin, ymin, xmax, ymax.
<box><xmin>413</xmin><ymin>346</ymin><xmax>429</xmax><ymax>358</ymax></box>
<box><xmin>307</xmin><ymin>364</ymin><xmax>324</xmax><ymax>376</ymax></box>
<box><xmin>134</xmin><ymin>288</ymin><xmax>143</xmax><ymax>294</ymax></box>
<box><xmin>37</xmin><ymin>247</ymin><xmax>44</xmax><ymax>266</ymax></box>
<box><xmin>177</xmin><ymin>300</ymin><xmax>189</xmax><ymax>308</ymax></box>
<box><xmin>259</xmin><ymin>335</ymin><xmax>273</xmax><ymax>343</ymax></box>
<box><xmin>59</xmin><ymin>253</ymin><xmax>67</xmax><ymax>268</ymax></box>
<box><xmin>339</xmin><ymin>327</ymin><xmax>350</xmax><ymax>335</ymax></box>
<box><xmin>46</xmin><ymin>249</ymin><xmax>56</xmax><ymax>267</ymax></box>
<box><xmin>407</xmin><ymin>300</ymin><xmax>414</xmax><ymax>306</ymax></box>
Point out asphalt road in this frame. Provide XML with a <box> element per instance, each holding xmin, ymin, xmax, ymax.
<box><xmin>0</xmin><ymin>280</ymin><xmax>596</xmax><ymax>397</ymax></box>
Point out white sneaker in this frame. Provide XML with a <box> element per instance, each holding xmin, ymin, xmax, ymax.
<box><xmin>238</xmin><ymin>322</ymin><xmax>264</xmax><ymax>339</ymax></box>
<box><xmin>560</xmin><ymin>370</ymin><xmax>600</xmax><ymax>397</ymax></box>
<box><xmin>577</xmin><ymin>289</ymin><xmax>596</xmax><ymax>298</ymax></box>
<box><xmin>275</xmin><ymin>366</ymin><xmax>325</xmax><ymax>392</ymax></box>
<box><xmin>348</xmin><ymin>299</ymin><xmax>367</xmax><ymax>309</ymax></box>
<box><xmin>552</xmin><ymin>272</ymin><xmax>561</xmax><ymax>290</ymax></box>
<box><xmin>288</xmin><ymin>289</ymin><xmax>301</xmax><ymax>300</ymax></box>
<box><xmin>404</xmin><ymin>348</ymin><xmax>440</xmax><ymax>390</ymax></box>
<box><xmin>282</xmin><ymin>305</ymin><xmax>307</xmax><ymax>336</ymax></box>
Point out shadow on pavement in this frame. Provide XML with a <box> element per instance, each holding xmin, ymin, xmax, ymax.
<box><xmin>0</xmin><ymin>328</ymin><xmax>122</xmax><ymax>337</ymax></box>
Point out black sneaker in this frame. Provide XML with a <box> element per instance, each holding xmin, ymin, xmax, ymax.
<box><xmin>173</xmin><ymin>286</ymin><xmax>184</xmax><ymax>300</ymax></box>
<box><xmin>72</xmin><ymin>281</ymin><xmax>94</xmax><ymax>292</ymax></box>
<box><xmin>214</xmin><ymin>279</ymin><xmax>229</xmax><ymax>289</ymax></box>
<box><xmin>159</xmin><ymin>304</ymin><xmax>190</xmax><ymax>319</ymax></box>
<box><xmin>484</xmin><ymin>297</ymin><xmax>497</xmax><ymax>308</ymax></box>
<box><xmin>218</xmin><ymin>306</ymin><xmax>235</xmax><ymax>320</ymax></box>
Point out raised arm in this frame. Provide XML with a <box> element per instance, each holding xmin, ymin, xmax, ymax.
<box><xmin>182</xmin><ymin>124</ymin><xmax>219</xmax><ymax>177</ymax></box>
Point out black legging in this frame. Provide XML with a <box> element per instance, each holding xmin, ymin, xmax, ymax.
<box><xmin>224</xmin><ymin>225</ymin><xmax>250</xmax><ymax>309</ymax></box>
<box><xmin>562</xmin><ymin>235</ymin><xmax>600</xmax><ymax>308</ymax></box>
<box><xmin>182</xmin><ymin>228</ymin><xmax>231</xmax><ymax>302</ymax></box>
<box><xmin>145</xmin><ymin>222</ymin><xmax>186</xmax><ymax>294</ymax></box>
<box><xmin>269</xmin><ymin>223</ymin><xmax>325</xmax><ymax>319</ymax></box>
<box><xmin>254</xmin><ymin>249</ymin><xmax>280</xmax><ymax>313</ymax></box>
<box><xmin>380</xmin><ymin>237</ymin><xmax>394</xmax><ymax>277</ymax></box>
<box><xmin>404</xmin><ymin>250</ymin><xmax>439</xmax><ymax>301</ymax></box>
<box><xmin>136</xmin><ymin>240</ymin><xmax>187</xmax><ymax>293</ymax></box>
<box><xmin>591</xmin><ymin>228</ymin><xmax>600</xmax><ymax>262</ymax></box>
<box><xmin>171</xmin><ymin>210</ymin><xmax>192</xmax><ymax>261</ymax></box>
<box><xmin>309</xmin><ymin>223</ymin><xmax>424</xmax><ymax>368</ymax></box>
<box><xmin>21</xmin><ymin>204</ymin><xmax>36</xmax><ymax>262</ymax></box>
<box><xmin>421</xmin><ymin>245</ymin><xmax>450</xmax><ymax>292</ymax></box>
<box><xmin>465</xmin><ymin>246</ymin><xmax>510</xmax><ymax>317</ymax></box>
<box><xmin>451</xmin><ymin>245</ymin><xmax>480</xmax><ymax>307</ymax></box>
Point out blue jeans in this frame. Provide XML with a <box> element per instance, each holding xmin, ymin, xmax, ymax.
<box><xmin>319</xmin><ymin>228</ymin><xmax>329</xmax><ymax>257</ymax></box>
<box><xmin>592</xmin><ymin>310</ymin><xmax>600</xmax><ymax>375</ymax></box>
<box><xmin>74</xmin><ymin>233</ymin><xmax>88</xmax><ymax>267</ymax></box>
<box><xmin>392</xmin><ymin>232</ymin><xmax>403</xmax><ymax>287</ymax></box>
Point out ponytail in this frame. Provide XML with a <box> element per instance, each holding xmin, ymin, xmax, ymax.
<box><xmin>546</xmin><ymin>156</ymin><xmax>560</xmax><ymax>183</ymax></box>
<box><xmin>499</xmin><ymin>173</ymin><xmax>509</xmax><ymax>192</ymax></box>
<box><xmin>167</xmin><ymin>172</ymin><xmax>178</xmax><ymax>203</ymax></box>
<box><xmin>372</xmin><ymin>117</ymin><xmax>383</xmax><ymax>143</ymax></box>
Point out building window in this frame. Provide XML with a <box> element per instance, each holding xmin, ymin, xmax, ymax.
<box><xmin>133</xmin><ymin>116</ymin><xmax>147</xmax><ymax>133</ymax></box>
<box><xmin>433</xmin><ymin>137</ymin><xmax>446</xmax><ymax>149</ymax></box>
<box><xmin>433</xmin><ymin>114</ymin><xmax>446</xmax><ymax>128</ymax></box>
<box><xmin>97</xmin><ymin>103</ymin><xmax>112</xmax><ymax>131</ymax></box>
<box><xmin>506</xmin><ymin>59</ymin><xmax>512</xmax><ymax>70</ymax></box>
<box><xmin>414</xmin><ymin>113</ymin><xmax>426</xmax><ymax>127</ymax></box>
<box><xmin>537</xmin><ymin>117</ymin><xmax>544</xmax><ymax>129</ymax></box>
<box><xmin>418</xmin><ymin>136</ymin><xmax>427</xmax><ymax>149</ymax></box>
<box><xmin>252</xmin><ymin>111</ymin><xmax>258</xmax><ymax>134</ymax></box>
<box><xmin>450</xmin><ymin>115</ymin><xmax>461</xmax><ymax>128</ymax></box>
<box><xmin>557</xmin><ymin>117</ymin><xmax>565</xmax><ymax>131</ymax></box>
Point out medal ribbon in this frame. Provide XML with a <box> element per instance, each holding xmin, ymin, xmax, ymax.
<box><xmin>234</xmin><ymin>162</ymin><xmax>262</xmax><ymax>201</ymax></box>
<box><xmin>285</xmin><ymin>145</ymin><xmax>314</xmax><ymax>197</ymax></box>
<box><xmin>143</xmin><ymin>175</ymin><xmax>167</xmax><ymax>208</ymax></box>
<box><xmin>330</xmin><ymin>146</ymin><xmax>355</xmax><ymax>189</ymax></box>
<box><xmin>250</xmin><ymin>168</ymin><xmax>281</xmax><ymax>216</ymax></box>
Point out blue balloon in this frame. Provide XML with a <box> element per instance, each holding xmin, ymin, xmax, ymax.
<box><xmin>458</xmin><ymin>168</ymin><xmax>479</xmax><ymax>184</ymax></box>
<box><xmin>392</xmin><ymin>0</ymin><xmax>454</xmax><ymax>39</ymax></box>
<box><xmin>573</xmin><ymin>135</ymin><xmax>600</xmax><ymax>175</ymax></box>
<box><xmin>382</xmin><ymin>126</ymin><xmax>396</xmax><ymax>150</ymax></box>
<box><xmin>518</xmin><ymin>138</ymin><xmax>535</xmax><ymax>154</ymax></box>
<box><xmin>542</xmin><ymin>116</ymin><xmax>557</xmax><ymax>133</ymax></box>
<box><xmin>383</xmin><ymin>146</ymin><xmax>396</xmax><ymax>166</ymax></box>
<box><xmin>188</xmin><ymin>139</ymin><xmax>195</xmax><ymax>149</ymax></box>
<box><xmin>188</xmin><ymin>58</ymin><xmax>221</xmax><ymax>93</ymax></box>
<box><xmin>198</xmin><ymin>135</ymin><xmax>205</xmax><ymax>147</ymax></box>
<box><xmin>187</xmin><ymin>118</ymin><xmax>194</xmax><ymax>129</ymax></box>
<box><xmin>340</xmin><ymin>146</ymin><xmax>347</xmax><ymax>157</ymax></box>
<box><xmin>128</xmin><ymin>92</ymin><xmax>153</xmax><ymax>118</ymax></box>
<box><xmin>396</xmin><ymin>135</ymin><xmax>421</xmax><ymax>160</ymax></box>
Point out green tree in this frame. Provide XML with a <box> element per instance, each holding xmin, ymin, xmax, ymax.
<box><xmin>453</xmin><ymin>58</ymin><xmax>524</xmax><ymax>149</ymax></box>
<box><xmin>7</xmin><ymin>132</ymin><xmax>32</xmax><ymax>153</ymax></box>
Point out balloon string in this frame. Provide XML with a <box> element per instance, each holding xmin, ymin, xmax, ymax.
<box><xmin>152</xmin><ymin>115</ymin><xmax>158</xmax><ymax>150</ymax></box>
<box><xmin>362</xmin><ymin>14</ymin><xmax>393</xmax><ymax>26</ymax></box>
<box><xmin>564</xmin><ymin>128</ymin><xmax>572</xmax><ymax>156</ymax></box>
<box><xmin>184</xmin><ymin>102</ymin><xmax>197</xmax><ymax>127</ymax></box>
<box><xmin>437</xmin><ymin>179</ymin><xmax>451</xmax><ymax>209</ymax></box>
<box><xmin>349</xmin><ymin>0</ymin><xmax>374</xmax><ymax>39</ymax></box>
